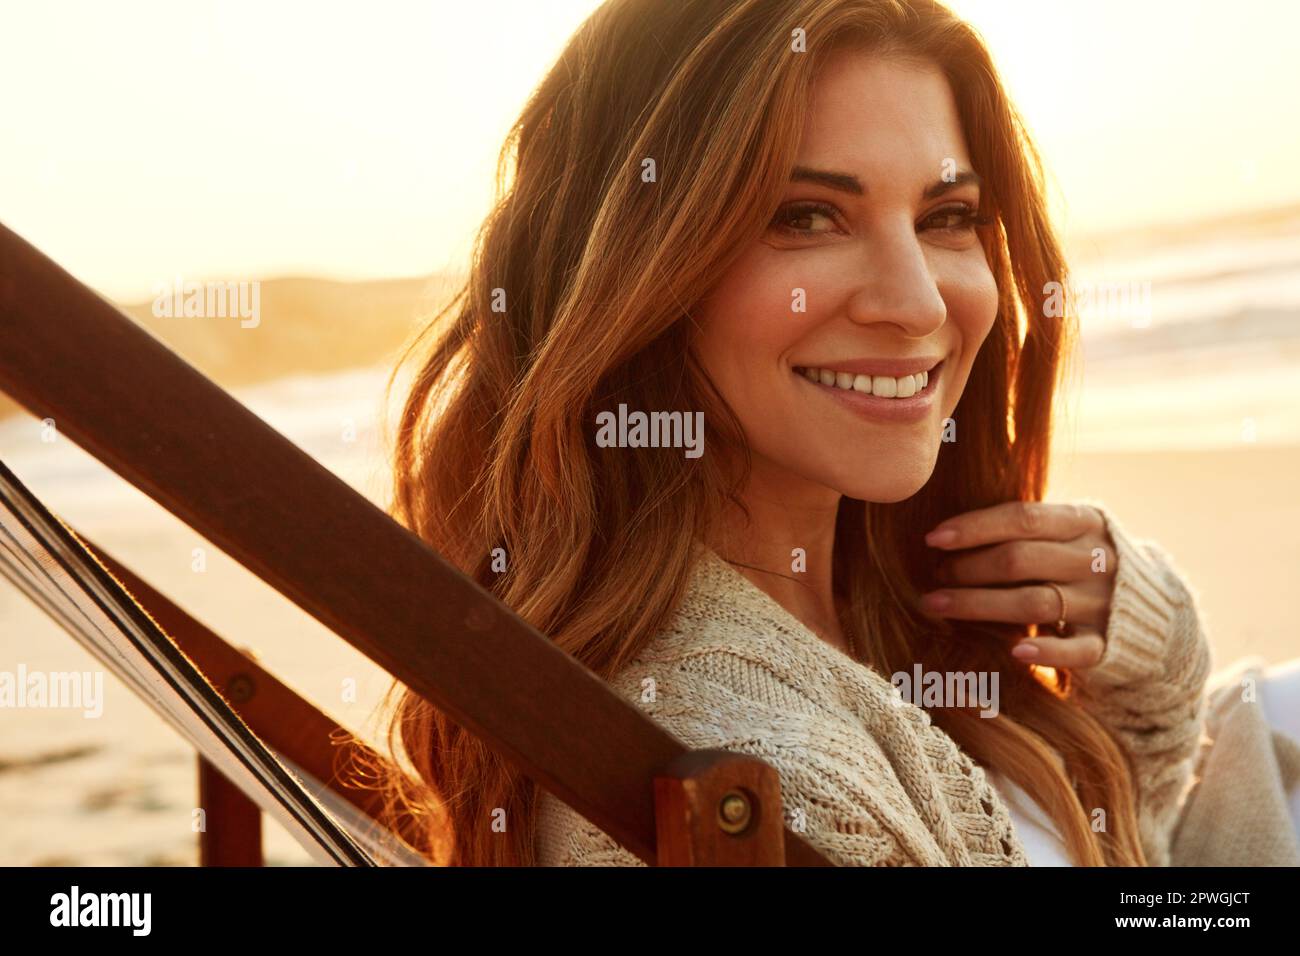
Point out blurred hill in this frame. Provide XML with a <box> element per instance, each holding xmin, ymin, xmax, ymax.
<box><xmin>0</xmin><ymin>273</ymin><xmax>464</xmax><ymax>421</ymax></box>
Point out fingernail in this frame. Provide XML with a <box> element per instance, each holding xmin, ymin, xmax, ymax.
<box><xmin>925</xmin><ymin>528</ymin><xmax>958</xmax><ymax>546</ymax></box>
<box><xmin>920</xmin><ymin>591</ymin><xmax>951</xmax><ymax>611</ymax></box>
<box><xmin>1011</xmin><ymin>641</ymin><xmax>1039</xmax><ymax>660</ymax></box>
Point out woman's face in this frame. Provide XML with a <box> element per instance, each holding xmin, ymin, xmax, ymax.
<box><xmin>693</xmin><ymin>51</ymin><xmax>999</xmax><ymax>504</ymax></box>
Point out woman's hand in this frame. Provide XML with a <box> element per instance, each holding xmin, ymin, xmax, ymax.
<box><xmin>918</xmin><ymin>501</ymin><xmax>1117</xmax><ymax>669</ymax></box>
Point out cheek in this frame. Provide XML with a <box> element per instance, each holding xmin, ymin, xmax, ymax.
<box><xmin>694</xmin><ymin>254</ymin><xmax>810</xmax><ymax>387</ymax></box>
<box><xmin>944</xmin><ymin>254</ymin><xmax>1000</xmax><ymax>344</ymax></box>
<box><xmin>935</xmin><ymin>254</ymin><xmax>1000</xmax><ymax>410</ymax></box>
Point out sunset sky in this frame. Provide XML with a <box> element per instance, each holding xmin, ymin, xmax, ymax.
<box><xmin>2</xmin><ymin>0</ymin><xmax>1297</xmax><ymax>300</ymax></box>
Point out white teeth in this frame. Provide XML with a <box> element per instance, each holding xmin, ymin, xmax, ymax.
<box><xmin>796</xmin><ymin>365</ymin><xmax>934</xmax><ymax>398</ymax></box>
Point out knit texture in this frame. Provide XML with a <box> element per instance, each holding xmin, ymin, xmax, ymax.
<box><xmin>534</xmin><ymin>501</ymin><xmax>1213</xmax><ymax>866</ymax></box>
<box><xmin>1171</xmin><ymin>657</ymin><xmax>1300</xmax><ymax>866</ymax></box>
<box><xmin>1068</xmin><ymin>497</ymin><xmax>1214</xmax><ymax>866</ymax></box>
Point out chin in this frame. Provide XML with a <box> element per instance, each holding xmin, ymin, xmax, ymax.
<box><xmin>825</xmin><ymin>453</ymin><xmax>939</xmax><ymax>504</ymax></box>
<box><xmin>841</xmin><ymin>476</ymin><xmax>929</xmax><ymax>504</ymax></box>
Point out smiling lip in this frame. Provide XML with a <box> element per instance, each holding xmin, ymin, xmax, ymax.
<box><xmin>796</xmin><ymin>358</ymin><xmax>945</xmax><ymax>424</ymax></box>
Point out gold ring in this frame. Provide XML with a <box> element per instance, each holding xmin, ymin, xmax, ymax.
<box><xmin>1045</xmin><ymin>582</ymin><xmax>1068</xmax><ymax>635</ymax></box>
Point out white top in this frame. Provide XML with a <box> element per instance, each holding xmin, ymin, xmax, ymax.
<box><xmin>984</xmin><ymin>771</ymin><xmax>1074</xmax><ymax>866</ymax></box>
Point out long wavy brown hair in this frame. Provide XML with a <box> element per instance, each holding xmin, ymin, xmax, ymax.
<box><xmin>370</xmin><ymin>0</ymin><xmax>1146</xmax><ymax>867</ymax></box>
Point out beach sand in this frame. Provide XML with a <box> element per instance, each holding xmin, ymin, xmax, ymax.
<box><xmin>1047</xmin><ymin>443</ymin><xmax>1299</xmax><ymax>669</ymax></box>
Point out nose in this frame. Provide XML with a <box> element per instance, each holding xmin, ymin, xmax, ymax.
<box><xmin>844</xmin><ymin>224</ymin><xmax>947</xmax><ymax>335</ymax></box>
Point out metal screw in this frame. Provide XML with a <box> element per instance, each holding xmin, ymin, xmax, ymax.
<box><xmin>718</xmin><ymin>790</ymin><xmax>751</xmax><ymax>834</ymax></box>
<box><xmin>227</xmin><ymin>673</ymin><xmax>255</xmax><ymax>704</ymax></box>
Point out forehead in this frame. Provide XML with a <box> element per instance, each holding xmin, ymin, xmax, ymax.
<box><xmin>797</xmin><ymin>50</ymin><xmax>972</xmax><ymax>180</ymax></box>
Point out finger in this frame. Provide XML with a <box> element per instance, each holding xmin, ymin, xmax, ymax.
<box><xmin>924</xmin><ymin>501</ymin><xmax>1104</xmax><ymax>550</ymax></box>
<box><xmin>1010</xmin><ymin>631</ymin><xmax>1106</xmax><ymax>670</ymax></box>
<box><xmin>936</xmin><ymin>539</ymin><xmax>1114</xmax><ymax>587</ymax></box>
<box><xmin>918</xmin><ymin>582</ymin><xmax>1109</xmax><ymax>630</ymax></box>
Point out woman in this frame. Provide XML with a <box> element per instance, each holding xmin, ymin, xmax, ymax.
<box><xmin>374</xmin><ymin>0</ymin><xmax>1300</xmax><ymax>866</ymax></box>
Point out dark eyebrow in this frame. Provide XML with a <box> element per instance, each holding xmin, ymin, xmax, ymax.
<box><xmin>790</xmin><ymin>165</ymin><xmax>864</xmax><ymax>194</ymax></box>
<box><xmin>789</xmin><ymin>165</ymin><xmax>983</xmax><ymax>200</ymax></box>
<box><xmin>922</xmin><ymin>169</ymin><xmax>982</xmax><ymax>200</ymax></box>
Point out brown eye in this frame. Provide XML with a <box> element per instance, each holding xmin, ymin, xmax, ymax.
<box><xmin>919</xmin><ymin>203</ymin><xmax>989</xmax><ymax>232</ymax></box>
<box><xmin>770</xmin><ymin>201</ymin><xmax>840</xmax><ymax>236</ymax></box>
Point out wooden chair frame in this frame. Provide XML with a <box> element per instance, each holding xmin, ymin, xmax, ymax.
<box><xmin>0</xmin><ymin>223</ymin><xmax>832</xmax><ymax>867</ymax></box>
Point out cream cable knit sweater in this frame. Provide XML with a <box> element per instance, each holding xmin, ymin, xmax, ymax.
<box><xmin>533</xmin><ymin>501</ymin><xmax>1214</xmax><ymax>866</ymax></box>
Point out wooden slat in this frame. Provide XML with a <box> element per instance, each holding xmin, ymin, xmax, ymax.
<box><xmin>75</xmin><ymin>531</ymin><xmax>441</xmax><ymax>864</ymax></box>
<box><xmin>198</xmin><ymin>756</ymin><xmax>264</xmax><ymax>866</ymax></box>
<box><xmin>654</xmin><ymin>751</ymin><xmax>788</xmax><ymax>866</ymax></box>
<box><xmin>0</xmin><ymin>223</ymin><xmax>833</xmax><ymax>867</ymax></box>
